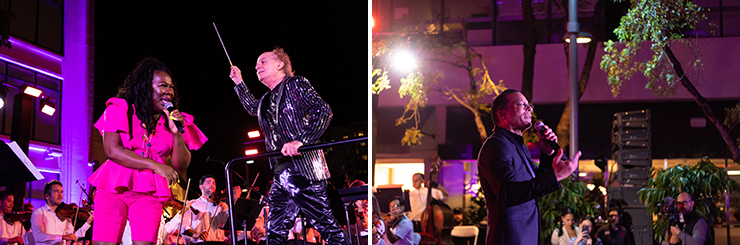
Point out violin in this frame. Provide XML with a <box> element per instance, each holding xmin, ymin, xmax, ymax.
<box><xmin>208</xmin><ymin>190</ymin><xmax>228</xmax><ymax>206</ymax></box>
<box><xmin>55</xmin><ymin>203</ymin><xmax>91</xmax><ymax>223</ymax></box>
<box><xmin>372</xmin><ymin>213</ymin><xmax>386</xmax><ymax>238</ymax></box>
<box><xmin>3</xmin><ymin>211</ymin><xmax>32</xmax><ymax>223</ymax></box>
<box><xmin>163</xmin><ymin>199</ymin><xmax>199</xmax><ymax>215</ymax></box>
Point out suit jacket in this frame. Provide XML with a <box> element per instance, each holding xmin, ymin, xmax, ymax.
<box><xmin>235</xmin><ymin>76</ymin><xmax>333</xmax><ymax>181</ymax></box>
<box><xmin>477</xmin><ymin>127</ymin><xmax>560</xmax><ymax>245</ymax></box>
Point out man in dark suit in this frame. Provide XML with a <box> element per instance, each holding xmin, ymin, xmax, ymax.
<box><xmin>477</xmin><ymin>89</ymin><xmax>580</xmax><ymax>244</ymax></box>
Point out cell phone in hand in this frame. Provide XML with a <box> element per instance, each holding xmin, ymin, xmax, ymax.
<box><xmin>582</xmin><ymin>225</ymin><xmax>590</xmax><ymax>232</ymax></box>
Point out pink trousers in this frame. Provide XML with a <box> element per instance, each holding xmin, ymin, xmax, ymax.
<box><xmin>92</xmin><ymin>189</ymin><xmax>162</xmax><ymax>243</ymax></box>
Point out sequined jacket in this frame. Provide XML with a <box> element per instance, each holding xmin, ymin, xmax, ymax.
<box><xmin>234</xmin><ymin>76</ymin><xmax>333</xmax><ymax>181</ymax></box>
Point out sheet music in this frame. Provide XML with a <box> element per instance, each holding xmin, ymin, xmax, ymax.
<box><xmin>8</xmin><ymin>141</ymin><xmax>44</xmax><ymax>181</ymax></box>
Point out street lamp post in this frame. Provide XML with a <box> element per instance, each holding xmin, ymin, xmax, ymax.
<box><xmin>568</xmin><ymin>0</ymin><xmax>579</xmax><ymax>179</ymax></box>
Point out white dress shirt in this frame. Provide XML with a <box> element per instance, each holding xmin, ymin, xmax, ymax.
<box><xmin>31</xmin><ymin>204</ymin><xmax>91</xmax><ymax>245</ymax></box>
<box><xmin>180</xmin><ymin>196</ymin><xmax>229</xmax><ymax>244</ymax></box>
<box><xmin>0</xmin><ymin>214</ymin><xmax>26</xmax><ymax>245</ymax></box>
<box><xmin>162</xmin><ymin>212</ymin><xmax>185</xmax><ymax>245</ymax></box>
<box><xmin>408</xmin><ymin>187</ymin><xmax>445</xmax><ymax>221</ymax></box>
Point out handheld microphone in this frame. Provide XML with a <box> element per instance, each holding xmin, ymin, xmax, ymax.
<box><xmin>533</xmin><ymin>121</ymin><xmax>568</xmax><ymax>161</ymax></box>
<box><xmin>164</xmin><ymin>102</ymin><xmax>185</xmax><ymax>133</ymax></box>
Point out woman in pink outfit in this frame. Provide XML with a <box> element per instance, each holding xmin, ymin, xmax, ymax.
<box><xmin>88</xmin><ymin>58</ymin><xmax>207</xmax><ymax>245</ymax></box>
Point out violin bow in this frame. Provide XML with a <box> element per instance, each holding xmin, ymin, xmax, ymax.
<box><xmin>245</xmin><ymin>172</ymin><xmax>260</xmax><ymax>200</ymax></box>
<box><xmin>176</xmin><ymin>178</ymin><xmax>192</xmax><ymax>243</ymax></box>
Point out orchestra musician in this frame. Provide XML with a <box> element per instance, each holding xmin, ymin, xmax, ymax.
<box><xmin>379</xmin><ymin>199</ymin><xmax>413</xmax><ymax>245</ymax></box>
<box><xmin>180</xmin><ymin>175</ymin><xmax>230</xmax><ymax>245</ymax></box>
<box><xmin>21</xmin><ymin>203</ymin><xmax>33</xmax><ymax>233</ymax></box>
<box><xmin>30</xmin><ymin>180</ymin><xmax>94</xmax><ymax>245</ymax></box>
<box><xmin>408</xmin><ymin>173</ymin><xmax>447</xmax><ymax>232</ymax></box>
<box><xmin>0</xmin><ymin>190</ymin><xmax>26</xmax><ymax>245</ymax></box>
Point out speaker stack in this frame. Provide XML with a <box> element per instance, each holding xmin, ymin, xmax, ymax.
<box><xmin>608</xmin><ymin>110</ymin><xmax>653</xmax><ymax>245</ymax></box>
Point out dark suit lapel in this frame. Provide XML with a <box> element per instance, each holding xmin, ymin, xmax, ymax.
<box><xmin>513</xmin><ymin>142</ymin><xmax>536</xmax><ymax>178</ymax></box>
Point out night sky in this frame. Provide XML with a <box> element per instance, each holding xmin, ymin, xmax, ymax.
<box><xmin>93</xmin><ymin>1</ymin><xmax>368</xmax><ymax>198</ymax></box>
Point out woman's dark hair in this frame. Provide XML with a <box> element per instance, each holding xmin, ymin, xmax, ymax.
<box><xmin>579</xmin><ymin>215</ymin><xmax>597</xmax><ymax>239</ymax></box>
<box><xmin>557</xmin><ymin>208</ymin><xmax>577</xmax><ymax>236</ymax></box>
<box><xmin>117</xmin><ymin>57</ymin><xmax>179</xmax><ymax>135</ymax></box>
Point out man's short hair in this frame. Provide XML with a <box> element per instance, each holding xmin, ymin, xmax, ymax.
<box><xmin>608</xmin><ymin>207</ymin><xmax>621</xmax><ymax>215</ymax></box>
<box><xmin>272</xmin><ymin>47</ymin><xmax>294</xmax><ymax>77</ymax></box>
<box><xmin>199</xmin><ymin>174</ymin><xmax>215</xmax><ymax>185</ymax></box>
<box><xmin>413</xmin><ymin>173</ymin><xmax>424</xmax><ymax>179</ymax></box>
<box><xmin>0</xmin><ymin>190</ymin><xmax>12</xmax><ymax>201</ymax></box>
<box><xmin>491</xmin><ymin>89</ymin><xmax>523</xmax><ymax>125</ymax></box>
<box><xmin>44</xmin><ymin>180</ymin><xmax>63</xmax><ymax>197</ymax></box>
<box><xmin>390</xmin><ymin>198</ymin><xmax>404</xmax><ymax>208</ymax></box>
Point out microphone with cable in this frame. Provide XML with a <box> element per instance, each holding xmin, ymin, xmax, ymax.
<box><xmin>533</xmin><ymin>121</ymin><xmax>568</xmax><ymax>161</ymax></box>
<box><xmin>164</xmin><ymin>102</ymin><xmax>185</xmax><ymax>133</ymax></box>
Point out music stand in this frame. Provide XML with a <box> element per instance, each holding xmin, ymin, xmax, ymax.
<box><xmin>222</xmin><ymin>198</ymin><xmax>264</xmax><ymax>231</ymax></box>
<box><xmin>338</xmin><ymin>185</ymin><xmax>368</xmax><ymax>245</ymax></box>
<box><xmin>0</xmin><ymin>141</ymin><xmax>44</xmax><ymax>186</ymax></box>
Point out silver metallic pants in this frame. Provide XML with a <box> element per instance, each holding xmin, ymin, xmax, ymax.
<box><xmin>267</xmin><ymin>167</ymin><xmax>349</xmax><ymax>245</ymax></box>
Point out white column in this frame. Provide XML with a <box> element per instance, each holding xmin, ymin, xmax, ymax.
<box><xmin>60</xmin><ymin>0</ymin><xmax>94</xmax><ymax>204</ymax></box>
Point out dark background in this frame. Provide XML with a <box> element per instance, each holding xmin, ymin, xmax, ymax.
<box><xmin>94</xmin><ymin>1</ymin><xmax>368</xmax><ymax>199</ymax></box>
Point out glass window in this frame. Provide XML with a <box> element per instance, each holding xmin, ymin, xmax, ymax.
<box><xmin>37</xmin><ymin>0</ymin><xmax>63</xmax><ymax>52</ymax></box>
<box><xmin>34</xmin><ymin>87</ymin><xmax>60</xmax><ymax>144</ymax></box>
<box><xmin>723</xmin><ymin>11</ymin><xmax>740</xmax><ymax>36</ymax></box>
<box><xmin>695</xmin><ymin>11</ymin><xmax>721</xmax><ymax>37</ymax></box>
<box><xmin>36</xmin><ymin>73</ymin><xmax>60</xmax><ymax>91</ymax></box>
<box><xmin>9</xmin><ymin>0</ymin><xmax>38</xmax><ymax>43</ymax></box>
<box><xmin>9</xmin><ymin>0</ymin><xmax>63</xmax><ymax>54</ymax></box>
<box><xmin>0</xmin><ymin>63</ymin><xmax>61</xmax><ymax>144</ymax></box>
<box><xmin>694</xmin><ymin>0</ymin><xmax>720</xmax><ymax>8</ymax></box>
<box><xmin>8</xmin><ymin>64</ymin><xmax>35</xmax><ymax>83</ymax></box>
<box><xmin>1</xmin><ymin>82</ymin><xmax>20</xmax><ymax>135</ymax></box>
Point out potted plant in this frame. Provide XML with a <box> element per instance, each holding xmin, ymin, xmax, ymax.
<box><xmin>637</xmin><ymin>157</ymin><xmax>739</xmax><ymax>243</ymax></box>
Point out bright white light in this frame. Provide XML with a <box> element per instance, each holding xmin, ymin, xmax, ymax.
<box><xmin>23</xmin><ymin>86</ymin><xmax>43</xmax><ymax>97</ymax></box>
<box><xmin>0</xmin><ymin>99</ymin><xmax>4</xmax><ymax>109</ymax></box>
<box><xmin>247</xmin><ymin>130</ymin><xmax>261</xmax><ymax>139</ymax></box>
<box><xmin>41</xmin><ymin>104</ymin><xmax>56</xmax><ymax>116</ymax></box>
<box><xmin>244</xmin><ymin>149</ymin><xmax>258</xmax><ymax>156</ymax></box>
<box><xmin>578</xmin><ymin>172</ymin><xmax>587</xmax><ymax>177</ymax></box>
<box><xmin>565</xmin><ymin>37</ymin><xmax>592</xmax><ymax>43</ymax></box>
<box><xmin>393</xmin><ymin>50</ymin><xmax>417</xmax><ymax>72</ymax></box>
<box><xmin>599</xmin><ymin>186</ymin><xmax>607</xmax><ymax>196</ymax></box>
<box><xmin>587</xmin><ymin>184</ymin><xmax>595</xmax><ymax>191</ymax></box>
<box><xmin>728</xmin><ymin>170</ymin><xmax>740</xmax><ymax>175</ymax></box>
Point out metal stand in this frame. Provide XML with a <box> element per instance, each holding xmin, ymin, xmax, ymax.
<box><xmin>299</xmin><ymin>213</ymin><xmax>308</xmax><ymax>245</ymax></box>
<box><xmin>225</xmin><ymin>137</ymin><xmax>367</xmax><ymax>245</ymax></box>
<box><xmin>243</xmin><ymin>220</ymin><xmax>248</xmax><ymax>245</ymax></box>
<box><xmin>343</xmin><ymin>202</ymin><xmax>354</xmax><ymax>245</ymax></box>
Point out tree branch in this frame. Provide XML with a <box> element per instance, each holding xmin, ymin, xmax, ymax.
<box><xmin>663</xmin><ymin>45</ymin><xmax>740</xmax><ymax>165</ymax></box>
